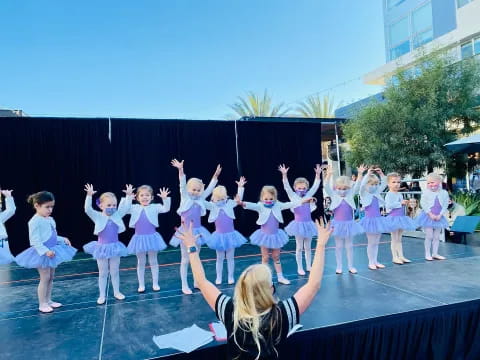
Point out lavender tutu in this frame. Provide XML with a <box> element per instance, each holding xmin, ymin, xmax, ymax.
<box><xmin>359</xmin><ymin>216</ymin><xmax>391</xmax><ymax>234</ymax></box>
<box><xmin>16</xmin><ymin>244</ymin><xmax>77</xmax><ymax>268</ymax></box>
<box><xmin>206</xmin><ymin>231</ymin><xmax>247</xmax><ymax>251</ymax></box>
<box><xmin>170</xmin><ymin>225</ymin><xmax>211</xmax><ymax>247</ymax></box>
<box><xmin>330</xmin><ymin>219</ymin><xmax>364</xmax><ymax>238</ymax></box>
<box><xmin>0</xmin><ymin>239</ymin><xmax>14</xmax><ymax>265</ymax></box>
<box><xmin>83</xmin><ymin>241</ymin><xmax>128</xmax><ymax>259</ymax></box>
<box><xmin>415</xmin><ymin>211</ymin><xmax>449</xmax><ymax>229</ymax></box>
<box><xmin>386</xmin><ymin>215</ymin><xmax>417</xmax><ymax>232</ymax></box>
<box><xmin>249</xmin><ymin>229</ymin><xmax>289</xmax><ymax>249</ymax></box>
<box><xmin>127</xmin><ymin>232</ymin><xmax>167</xmax><ymax>254</ymax></box>
<box><xmin>285</xmin><ymin>220</ymin><xmax>317</xmax><ymax>238</ymax></box>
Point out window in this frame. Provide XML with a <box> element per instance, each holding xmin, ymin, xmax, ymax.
<box><xmin>474</xmin><ymin>37</ymin><xmax>480</xmax><ymax>55</ymax></box>
<box><xmin>389</xmin><ymin>17</ymin><xmax>409</xmax><ymax>46</ymax></box>
<box><xmin>412</xmin><ymin>2</ymin><xmax>433</xmax><ymax>49</ymax></box>
<box><xmin>457</xmin><ymin>0</ymin><xmax>471</xmax><ymax>8</ymax></box>
<box><xmin>461</xmin><ymin>42</ymin><xmax>473</xmax><ymax>59</ymax></box>
<box><xmin>461</xmin><ymin>37</ymin><xmax>480</xmax><ymax>59</ymax></box>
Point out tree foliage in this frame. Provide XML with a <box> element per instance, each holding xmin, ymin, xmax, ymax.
<box><xmin>295</xmin><ymin>94</ymin><xmax>339</xmax><ymax>118</ymax></box>
<box><xmin>227</xmin><ymin>90</ymin><xmax>290</xmax><ymax>119</ymax></box>
<box><xmin>343</xmin><ymin>52</ymin><xmax>480</xmax><ymax>177</ymax></box>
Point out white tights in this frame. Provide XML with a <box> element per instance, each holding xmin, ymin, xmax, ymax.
<box><xmin>215</xmin><ymin>249</ymin><xmax>235</xmax><ymax>283</ymax></box>
<box><xmin>366</xmin><ymin>233</ymin><xmax>381</xmax><ymax>266</ymax></box>
<box><xmin>180</xmin><ymin>243</ymin><xmax>202</xmax><ymax>291</ymax></box>
<box><xmin>424</xmin><ymin>227</ymin><xmax>441</xmax><ymax>258</ymax></box>
<box><xmin>136</xmin><ymin>251</ymin><xmax>159</xmax><ymax>289</ymax></box>
<box><xmin>335</xmin><ymin>236</ymin><xmax>354</xmax><ymax>271</ymax></box>
<box><xmin>37</xmin><ymin>267</ymin><xmax>55</xmax><ymax>308</ymax></box>
<box><xmin>390</xmin><ymin>230</ymin><xmax>406</xmax><ymax>261</ymax></box>
<box><xmin>97</xmin><ymin>257</ymin><xmax>121</xmax><ymax>298</ymax></box>
<box><xmin>295</xmin><ymin>236</ymin><xmax>312</xmax><ymax>272</ymax></box>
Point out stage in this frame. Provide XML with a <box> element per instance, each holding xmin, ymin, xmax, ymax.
<box><xmin>1</xmin><ymin>235</ymin><xmax>480</xmax><ymax>360</ymax></box>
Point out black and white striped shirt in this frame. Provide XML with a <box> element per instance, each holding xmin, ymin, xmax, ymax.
<box><xmin>215</xmin><ymin>293</ymin><xmax>300</xmax><ymax>360</ymax></box>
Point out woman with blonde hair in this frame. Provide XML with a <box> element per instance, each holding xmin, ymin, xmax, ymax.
<box><xmin>175</xmin><ymin>218</ymin><xmax>332</xmax><ymax>359</ymax></box>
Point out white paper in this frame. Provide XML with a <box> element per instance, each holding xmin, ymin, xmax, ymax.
<box><xmin>153</xmin><ymin>324</ymin><xmax>214</xmax><ymax>353</ymax></box>
<box><xmin>209</xmin><ymin>321</ymin><xmax>227</xmax><ymax>341</ymax></box>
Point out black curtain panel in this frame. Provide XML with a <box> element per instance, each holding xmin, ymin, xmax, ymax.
<box><xmin>1</xmin><ymin>116</ymin><xmax>324</xmax><ymax>254</ymax></box>
<box><xmin>109</xmin><ymin>118</ymin><xmax>238</xmax><ymax>242</ymax></box>
<box><xmin>235</xmin><ymin>120</ymin><xmax>324</xmax><ymax>236</ymax></box>
<box><xmin>0</xmin><ymin>117</ymin><xmax>111</xmax><ymax>254</ymax></box>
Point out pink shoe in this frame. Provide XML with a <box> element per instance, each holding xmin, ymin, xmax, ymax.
<box><xmin>48</xmin><ymin>301</ymin><xmax>62</xmax><ymax>308</ymax></box>
<box><xmin>39</xmin><ymin>305</ymin><xmax>54</xmax><ymax>313</ymax></box>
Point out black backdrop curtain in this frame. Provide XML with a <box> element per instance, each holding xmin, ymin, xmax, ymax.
<box><xmin>0</xmin><ymin>117</ymin><xmax>323</xmax><ymax>254</ymax></box>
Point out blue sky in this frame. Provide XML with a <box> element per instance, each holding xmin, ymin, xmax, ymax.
<box><xmin>0</xmin><ymin>0</ymin><xmax>385</xmax><ymax>119</ymax></box>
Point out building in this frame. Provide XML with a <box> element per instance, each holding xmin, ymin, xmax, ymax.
<box><xmin>0</xmin><ymin>109</ymin><xmax>26</xmax><ymax>117</ymax></box>
<box><xmin>335</xmin><ymin>0</ymin><xmax>480</xmax><ymax>117</ymax></box>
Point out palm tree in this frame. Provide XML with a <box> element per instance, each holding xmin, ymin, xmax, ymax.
<box><xmin>295</xmin><ymin>94</ymin><xmax>340</xmax><ymax>118</ymax></box>
<box><xmin>227</xmin><ymin>90</ymin><xmax>290</xmax><ymax>119</ymax></box>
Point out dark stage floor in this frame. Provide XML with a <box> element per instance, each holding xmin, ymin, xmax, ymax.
<box><xmin>1</xmin><ymin>235</ymin><xmax>480</xmax><ymax>360</ymax></box>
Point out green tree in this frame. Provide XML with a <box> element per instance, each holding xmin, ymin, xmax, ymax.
<box><xmin>295</xmin><ymin>94</ymin><xmax>339</xmax><ymax>118</ymax></box>
<box><xmin>227</xmin><ymin>90</ymin><xmax>290</xmax><ymax>119</ymax></box>
<box><xmin>343</xmin><ymin>52</ymin><xmax>480</xmax><ymax>177</ymax></box>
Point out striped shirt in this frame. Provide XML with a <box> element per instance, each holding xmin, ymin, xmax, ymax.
<box><xmin>215</xmin><ymin>293</ymin><xmax>299</xmax><ymax>360</ymax></box>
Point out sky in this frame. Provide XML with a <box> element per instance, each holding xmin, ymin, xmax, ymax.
<box><xmin>0</xmin><ymin>0</ymin><xmax>386</xmax><ymax>119</ymax></box>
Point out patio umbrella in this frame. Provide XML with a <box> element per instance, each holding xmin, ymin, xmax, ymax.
<box><xmin>444</xmin><ymin>134</ymin><xmax>480</xmax><ymax>153</ymax></box>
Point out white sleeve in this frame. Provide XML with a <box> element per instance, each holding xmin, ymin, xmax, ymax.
<box><xmin>0</xmin><ymin>197</ymin><xmax>16</xmax><ymax>223</ymax></box>
<box><xmin>279</xmin><ymin>200</ymin><xmax>301</xmax><ymax>210</ymax></box>
<box><xmin>154</xmin><ymin>198</ymin><xmax>171</xmax><ymax>214</ymax></box>
<box><xmin>306</xmin><ymin>177</ymin><xmax>321</xmax><ymax>198</ymax></box>
<box><xmin>282</xmin><ymin>178</ymin><xmax>296</xmax><ymax>200</ymax></box>
<box><xmin>203</xmin><ymin>177</ymin><xmax>218</xmax><ymax>199</ymax></box>
<box><xmin>117</xmin><ymin>196</ymin><xmax>133</xmax><ymax>218</ymax></box>
<box><xmin>29</xmin><ymin>219</ymin><xmax>49</xmax><ymax>255</ymax></box>
<box><xmin>244</xmin><ymin>202</ymin><xmax>262</xmax><ymax>212</ymax></box>
<box><xmin>323</xmin><ymin>177</ymin><xmax>335</xmax><ymax>197</ymax></box>
<box><xmin>236</xmin><ymin>187</ymin><xmax>245</xmax><ymax>202</ymax></box>
<box><xmin>84</xmin><ymin>195</ymin><xmax>99</xmax><ymax>221</ymax></box>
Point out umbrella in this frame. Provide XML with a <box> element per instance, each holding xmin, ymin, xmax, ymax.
<box><xmin>444</xmin><ymin>134</ymin><xmax>480</xmax><ymax>154</ymax></box>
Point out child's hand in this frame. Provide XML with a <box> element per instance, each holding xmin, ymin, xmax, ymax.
<box><xmin>357</xmin><ymin>164</ymin><xmax>368</xmax><ymax>175</ymax></box>
<box><xmin>278</xmin><ymin>164</ymin><xmax>289</xmax><ymax>176</ymax></box>
<box><xmin>213</xmin><ymin>164</ymin><xmax>222</xmax><ymax>179</ymax></box>
<box><xmin>375</xmin><ymin>167</ymin><xmax>384</xmax><ymax>176</ymax></box>
<box><xmin>315</xmin><ymin>218</ymin><xmax>333</xmax><ymax>247</ymax></box>
<box><xmin>314</xmin><ymin>164</ymin><xmax>322</xmax><ymax>177</ymax></box>
<box><xmin>325</xmin><ymin>165</ymin><xmax>333</xmax><ymax>177</ymax></box>
<box><xmin>236</xmin><ymin>176</ymin><xmax>247</xmax><ymax>187</ymax></box>
<box><xmin>401</xmin><ymin>199</ymin><xmax>409</xmax><ymax>205</ymax></box>
<box><xmin>84</xmin><ymin>183</ymin><xmax>97</xmax><ymax>196</ymax></box>
<box><xmin>123</xmin><ymin>184</ymin><xmax>135</xmax><ymax>197</ymax></box>
<box><xmin>435</xmin><ymin>214</ymin><xmax>442</xmax><ymax>221</ymax></box>
<box><xmin>46</xmin><ymin>250</ymin><xmax>55</xmax><ymax>258</ymax></box>
<box><xmin>171</xmin><ymin>159</ymin><xmax>184</xmax><ymax>169</ymax></box>
<box><xmin>175</xmin><ymin>221</ymin><xmax>200</xmax><ymax>248</ymax></box>
<box><xmin>367</xmin><ymin>167</ymin><xmax>375</xmax><ymax>175</ymax></box>
<box><xmin>64</xmin><ymin>238</ymin><xmax>72</xmax><ymax>246</ymax></box>
<box><xmin>0</xmin><ymin>189</ymin><xmax>13</xmax><ymax>197</ymax></box>
<box><xmin>157</xmin><ymin>187</ymin><xmax>171</xmax><ymax>198</ymax></box>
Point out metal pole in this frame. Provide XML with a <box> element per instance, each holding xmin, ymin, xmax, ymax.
<box><xmin>334</xmin><ymin>122</ymin><xmax>341</xmax><ymax>175</ymax></box>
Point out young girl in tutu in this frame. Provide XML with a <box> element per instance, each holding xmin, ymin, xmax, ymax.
<box><xmin>324</xmin><ymin>165</ymin><xmax>365</xmax><ymax>274</ymax></box>
<box><xmin>205</xmin><ymin>177</ymin><xmax>247</xmax><ymax>285</ymax></box>
<box><xmin>237</xmin><ymin>185</ymin><xmax>312</xmax><ymax>284</ymax></box>
<box><xmin>83</xmin><ymin>184</ymin><xmax>134</xmax><ymax>304</ymax></box>
<box><xmin>359</xmin><ymin>167</ymin><xmax>390</xmax><ymax>270</ymax></box>
<box><xmin>170</xmin><ymin>159</ymin><xmax>221</xmax><ymax>294</ymax></box>
<box><xmin>15</xmin><ymin>191</ymin><xmax>76</xmax><ymax>313</ymax></box>
<box><xmin>278</xmin><ymin>164</ymin><xmax>322</xmax><ymax>275</ymax></box>
<box><xmin>416</xmin><ymin>173</ymin><xmax>449</xmax><ymax>261</ymax></box>
<box><xmin>0</xmin><ymin>189</ymin><xmax>16</xmax><ymax>265</ymax></box>
<box><xmin>385</xmin><ymin>173</ymin><xmax>417</xmax><ymax>264</ymax></box>
<box><xmin>125</xmin><ymin>185</ymin><xmax>170</xmax><ymax>293</ymax></box>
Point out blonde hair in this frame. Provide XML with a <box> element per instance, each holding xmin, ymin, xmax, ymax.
<box><xmin>426</xmin><ymin>172</ymin><xmax>443</xmax><ymax>183</ymax></box>
<box><xmin>366</xmin><ymin>174</ymin><xmax>380</xmax><ymax>185</ymax></box>
<box><xmin>335</xmin><ymin>176</ymin><xmax>351</xmax><ymax>188</ymax></box>
<box><xmin>387</xmin><ymin>172</ymin><xmax>400</xmax><ymax>183</ymax></box>
<box><xmin>212</xmin><ymin>185</ymin><xmax>227</xmax><ymax>201</ymax></box>
<box><xmin>136</xmin><ymin>185</ymin><xmax>153</xmax><ymax>199</ymax></box>
<box><xmin>99</xmin><ymin>192</ymin><xmax>117</xmax><ymax>204</ymax></box>
<box><xmin>186</xmin><ymin>177</ymin><xmax>204</xmax><ymax>191</ymax></box>
<box><xmin>260</xmin><ymin>185</ymin><xmax>277</xmax><ymax>201</ymax></box>
<box><xmin>293</xmin><ymin>177</ymin><xmax>309</xmax><ymax>189</ymax></box>
<box><xmin>233</xmin><ymin>264</ymin><xmax>280</xmax><ymax>359</ymax></box>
